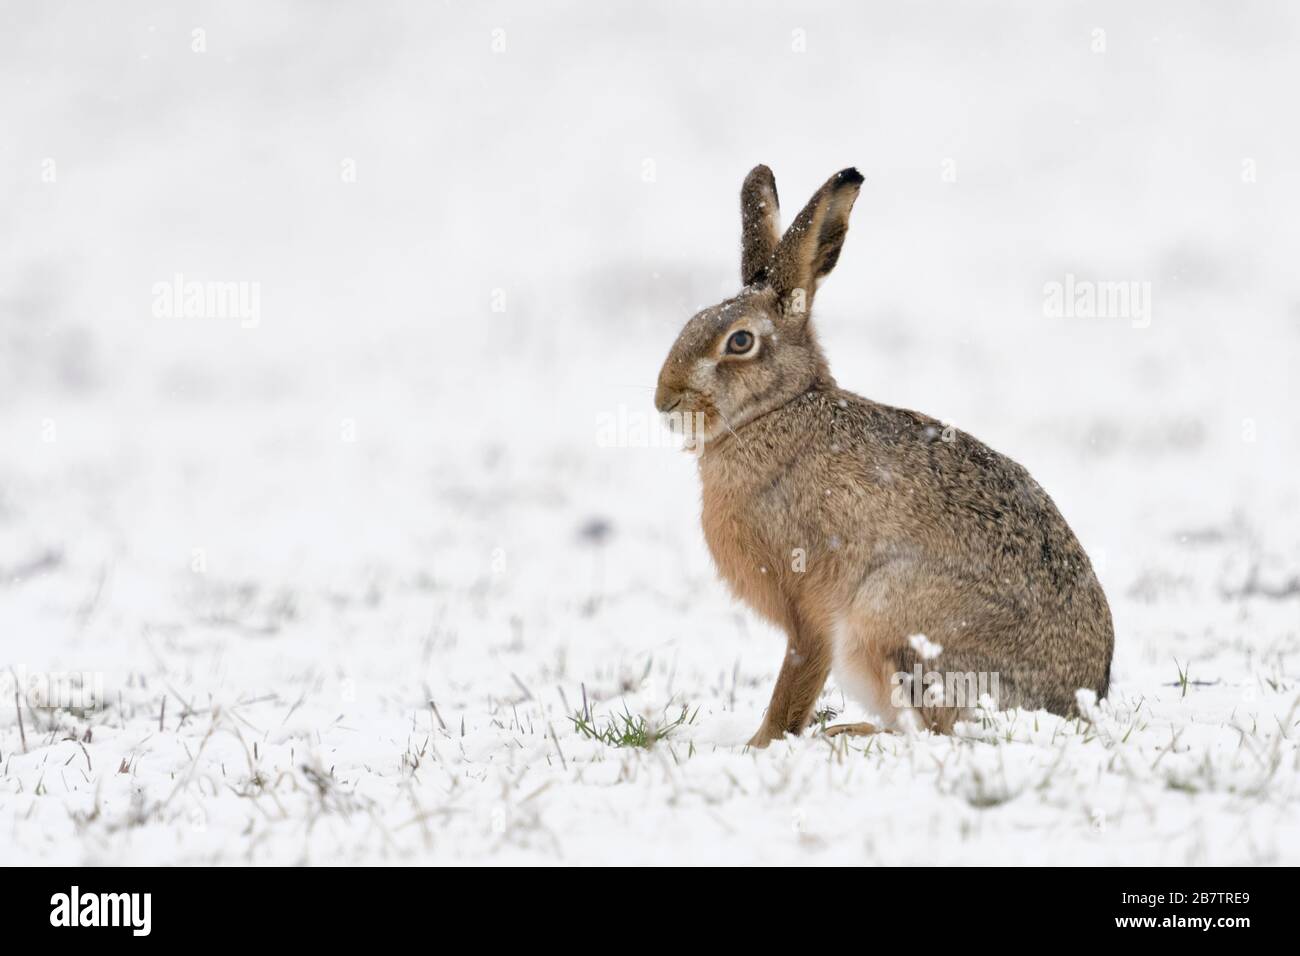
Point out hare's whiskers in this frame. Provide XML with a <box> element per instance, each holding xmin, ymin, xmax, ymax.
<box><xmin>716</xmin><ymin>408</ymin><xmax>746</xmax><ymax>447</ymax></box>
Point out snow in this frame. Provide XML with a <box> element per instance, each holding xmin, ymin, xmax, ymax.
<box><xmin>2</xmin><ymin>2</ymin><xmax>1298</xmax><ymax>865</ymax></box>
<box><xmin>908</xmin><ymin>633</ymin><xmax>944</xmax><ymax>661</ymax></box>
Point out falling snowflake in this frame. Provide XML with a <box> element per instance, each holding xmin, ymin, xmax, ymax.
<box><xmin>907</xmin><ymin>633</ymin><xmax>943</xmax><ymax>660</ymax></box>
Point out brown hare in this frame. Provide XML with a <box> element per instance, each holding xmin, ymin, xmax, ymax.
<box><xmin>654</xmin><ymin>165</ymin><xmax>1114</xmax><ymax>747</ymax></box>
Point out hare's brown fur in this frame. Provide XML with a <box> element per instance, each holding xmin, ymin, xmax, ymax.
<box><xmin>656</xmin><ymin>166</ymin><xmax>1114</xmax><ymax>747</ymax></box>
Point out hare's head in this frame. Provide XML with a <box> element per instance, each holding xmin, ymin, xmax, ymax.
<box><xmin>654</xmin><ymin>165</ymin><xmax>863</xmax><ymax>444</ymax></box>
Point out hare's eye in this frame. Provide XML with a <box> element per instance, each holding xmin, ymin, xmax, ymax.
<box><xmin>725</xmin><ymin>330</ymin><xmax>756</xmax><ymax>355</ymax></box>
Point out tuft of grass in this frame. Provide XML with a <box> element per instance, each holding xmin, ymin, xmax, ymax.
<box><xmin>811</xmin><ymin>705</ymin><xmax>839</xmax><ymax>727</ymax></box>
<box><xmin>964</xmin><ymin>768</ymin><xmax>1019</xmax><ymax>808</ymax></box>
<box><xmin>1168</xmin><ymin>658</ymin><xmax>1223</xmax><ymax>697</ymax></box>
<box><xmin>570</xmin><ymin>703</ymin><xmax>697</xmax><ymax>749</ymax></box>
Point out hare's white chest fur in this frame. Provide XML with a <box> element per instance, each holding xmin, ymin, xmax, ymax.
<box><xmin>697</xmin><ymin>459</ymin><xmax>792</xmax><ymax>630</ymax></box>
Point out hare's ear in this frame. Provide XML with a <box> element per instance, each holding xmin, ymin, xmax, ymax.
<box><xmin>768</xmin><ymin>168</ymin><xmax>863</xmax><ymax>318</ymax></box>
<box><xmin>740</xmin><ymin>165</ymin><xmax>781</xmax><ymax>286</ymax></box>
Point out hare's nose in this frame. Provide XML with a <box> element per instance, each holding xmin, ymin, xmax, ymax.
<box><xmin>654</xmin><ymin>382</ymin><xmax>682</xmax><ymax>414</ymax></box>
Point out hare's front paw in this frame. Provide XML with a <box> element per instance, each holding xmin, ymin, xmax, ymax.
<box><xmin>746</xmin><ymin>726</ymin><xmax>783</xmax><ymax>749</ymax></box>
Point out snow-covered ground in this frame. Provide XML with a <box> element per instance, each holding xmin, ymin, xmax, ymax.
<box><xmin>2</xmin><ymin>2</ymin><xmax>1298</xmax><ymax>865</ymax></box>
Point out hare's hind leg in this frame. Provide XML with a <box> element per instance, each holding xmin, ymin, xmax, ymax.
<box><xmin>823</xmin><ymin>721</ymin><xmax>889</xmax><ymax>738</ymax></box>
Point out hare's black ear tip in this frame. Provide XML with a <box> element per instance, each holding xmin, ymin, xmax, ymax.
<box><xmin>746</xmin><ymin>163</ymin><xmax>775</xmax><ymax>182</ymax></box>
<box><xmin>837</xmin><ymin>167</ymin><xmax>865</xmax><ymax>187</ymax></box>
